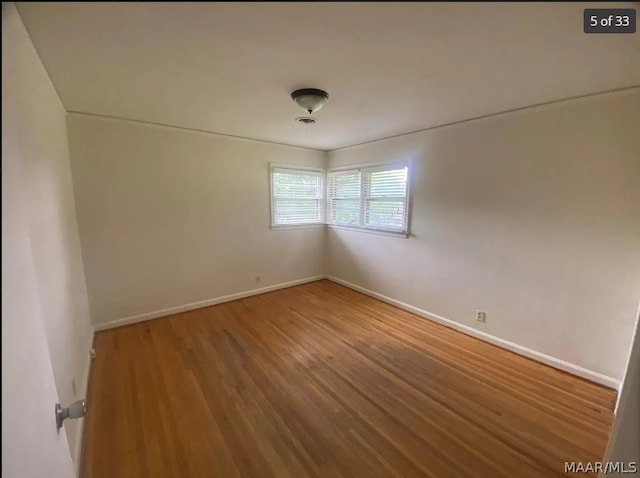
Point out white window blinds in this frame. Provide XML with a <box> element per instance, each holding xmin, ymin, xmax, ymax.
<box><xmin>327</xmin><ymin>162</ymin><xmax>409</xmax><ymax>234</ymax></box>
<box><xmin>327</xmin><ymin>170</ymin><xmax>361</xmax><ymax>226</ymax></box>
<box><xmin>270</xmin><ymin>166</ymin><xmax>324</xmax><ymax>226</ymax></box>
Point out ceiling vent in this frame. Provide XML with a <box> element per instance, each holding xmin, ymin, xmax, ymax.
<box><xmin>295</xmin><ymin>117</ymin><xmax>317</xmax><ymax>125</ymax></box>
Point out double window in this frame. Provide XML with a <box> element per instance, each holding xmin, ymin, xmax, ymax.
<box><xmin>327</xmin><ymin>162</ymin><xmax>409</xmax><ymax>234</ymax></box>
<box><xmin>270</xmin><ymin>161</ymin><xmax>410</xmax><ymax>236</ymax></box>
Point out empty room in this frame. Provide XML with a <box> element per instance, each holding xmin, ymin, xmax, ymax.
<box><xmin>3</xmin><ymin>2</ymin><xmax>640</xmax><ymax>477</ymax></box>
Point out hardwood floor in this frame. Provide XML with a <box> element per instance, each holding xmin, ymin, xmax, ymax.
<box><xmin>82</xmin><ymin>280</ymin><xmax>616</xmax><ymax>477</ymax></box>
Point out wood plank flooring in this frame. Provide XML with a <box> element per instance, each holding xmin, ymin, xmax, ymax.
<box><xmin>81</xmin><ymin>280</ymin><xmax>616</xmax><ymax>477</ymax></box>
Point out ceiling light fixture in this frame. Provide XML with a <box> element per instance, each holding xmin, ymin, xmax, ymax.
<box><xmin>291</xmin><ymin>88</ymin><xmax>329</xmax><ymax>114</ymax></box>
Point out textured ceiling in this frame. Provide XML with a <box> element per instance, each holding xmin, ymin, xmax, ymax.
<box><xmin>16</xmin><ymin>2</ymin><xmax>640</xmax><ymax>150</ymax></box>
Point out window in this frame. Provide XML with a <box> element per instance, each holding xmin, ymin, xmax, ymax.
<box><xmin>327</xmin><ymin>169</ymin><xmax>361</xmax><ymax>226</ymax></box>
<box><xmin>270</xmin><ymin>165</ymin><xmax>324</xmax><ymax>227</ymax></box>
<box><xmin>327</xmin><ymin>161</ymin><xmax>410</xmax><ymax>235</ymax></box>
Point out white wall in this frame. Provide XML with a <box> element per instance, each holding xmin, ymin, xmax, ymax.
<box><xmin>2</xmin><ymin>3</ymin><xmax>87</xmax><ymax>476</ymax></box>
<box><xmin>67</xmin><ymin>114</ymin><xmax>326</xmax><ymax>327</ymax></box>
<box><xmin>601</xmin><ymin>306</ymin><xmax>640</xmax><ymax>476</ymax></box>
<box><xmin>327</xmin><ymin>89</ymin><xmax>640</xmax><ymax>382</ymax></box>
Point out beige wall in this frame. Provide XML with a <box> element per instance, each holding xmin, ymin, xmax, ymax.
<box><xmin>327</xmin><ymin>89</ymin><xmax>640</xmax><ymax>382</ymax></box>
<box><xmin>2</xmin><ymin>3</ymin><xmax>91</xmax><ymax>473</ymax></box>
<box><xmin>67</xmin><ymin>114</ymin><xmax>326</xmax><ymax>327</ymax></box>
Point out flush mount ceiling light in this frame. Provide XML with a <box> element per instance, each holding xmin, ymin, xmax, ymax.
<box><xmin>291</xmin><ymin>88</ymin><xmax>329</xmax><ymax>114</ymax></box>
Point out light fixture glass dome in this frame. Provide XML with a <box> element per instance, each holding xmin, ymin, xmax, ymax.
<box><xmin>291</xmin><ymin>88</ymin><xmax>329</xmax><ymax>114</ymax></box>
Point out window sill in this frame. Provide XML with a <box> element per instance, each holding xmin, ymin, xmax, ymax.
<box><xmin>270</xmin><ymin>223</ymin><xmax>410</xmax><ymax>238</ymax></box>
<box><xmin>326</xmin><ymin>224</ymin><xmax>409</xmax><ymax>238</ymax></box>
<box><xmin>270</xmin><ymin>223</ymin><xmax>325</xmax><ymax>231</ymax></box>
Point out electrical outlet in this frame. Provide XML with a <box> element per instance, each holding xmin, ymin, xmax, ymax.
<box><xmin>89</xmin><ymin>348</ymin><xmax>96</xmax><ymax>359</ymax></box>
<box><xmin>476</xmin><ymin>310</ymin><xmax>487</xmax><ymax>323</ymax></box>
<box><xmin>72</xmin><ymin>379</ymin><xmax>77</xmax><ymax>397</ymax></box>
<box><xmin>255</xmin><ymin>276</ymin><xmax>261</xmax><ymax>284</ymax></box>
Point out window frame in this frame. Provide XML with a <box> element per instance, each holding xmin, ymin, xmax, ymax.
<box><xmin>269</xmin><ymin>163</ymin><xmax>325</xmax><ymax>229</ymax></box>
<box><xmin>326</xmin><ymin>168</ymin><xmax>362</xmax><ymax>228</ymax></box>
<box><xmin>326</xmin><ymin>159</ymin><xmax>411</xmax><ymax>238</ymax></box>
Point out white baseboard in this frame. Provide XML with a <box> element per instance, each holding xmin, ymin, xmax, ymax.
<box><xmin>326</xmin><ymin>275</ymin><xmax>620</xmax><ymax>390</ymax></box>
<box><xmin>74</xmin><ymin>330</ymin><xmax>95</xmax><ymax>476</ymax></box>
<box><xmin>92</xmin><ymin>273</ymin><xmax>620</xmax><ymax>391</ymax></box>
<box><xmin>93</xmin><ymin>275</ymin><xmax>326</xmax><ymax>332</ymax></box>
